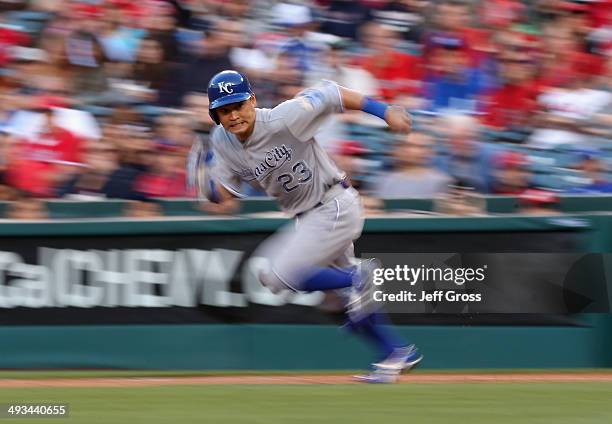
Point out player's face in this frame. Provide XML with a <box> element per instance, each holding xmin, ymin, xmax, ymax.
<box><xmin>216</xmin><ymin>96</ymin><xmax>257</xmax><ymax>141</ymax></box>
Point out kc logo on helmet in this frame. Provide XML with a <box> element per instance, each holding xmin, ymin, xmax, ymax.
<box><xmin>218</xmin><ymin>82</ymin><xmax>234</xmax><ymax>94</ymax></box>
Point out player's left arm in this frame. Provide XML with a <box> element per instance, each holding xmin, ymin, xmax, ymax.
<box><xmin>338</xmin><ymin>86</ymin><xmax>412</xmax><ymax>134</ymax></box>
<box><xmin>281</xmin><ymin>81</ymin><xmax>411</xmax><ymax>141</ymax></box>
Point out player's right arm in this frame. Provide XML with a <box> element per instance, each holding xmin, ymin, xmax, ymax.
<box><xmin>187</xmin><ymin>132</ymin><xmax>242</xmax><ymax>215</ymax></box>
<box><xmin>203</xmin><ymin>151</ymin><xmax>242</xmax><ymax>215</ymax></box>
<box><xmin>202</xmin><ymin>183</ymin><xmax>239</xmax><ymax>214</ymax></box>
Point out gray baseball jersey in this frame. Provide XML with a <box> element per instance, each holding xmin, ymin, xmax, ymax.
<box><xmin>209</xmin><ymin>80</ymin><xmax>346</xmax><ymax>215</ymax></box>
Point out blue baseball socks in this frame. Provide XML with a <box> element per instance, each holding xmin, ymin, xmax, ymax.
<box><xmin>297</xmin><ymin>267</ymin><xmax>407</xmax><ymax>360</ymax></box>
<box><xmin>345</xmin><ymin>312</ymin><xmax>407</xmax><ymax>360</ymax></box>
<box><xmin>299</xmin><ymin>267</ymin><xmax>355</xmax><ymax>291</ymax></box>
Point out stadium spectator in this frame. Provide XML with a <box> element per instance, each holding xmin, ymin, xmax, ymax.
<box><xmin>317</xmin><ymin>0</ymin><xmax>372</xmax><ymax>41</ymax></box>
<box><xmin>99</xmin><ymin>5</ymin><xmax>134</xmax><ymax>63</ymax></box>
<box><xmin>529</xmin><ymin>53</ymin><xmax>612</xmax><ymax>148</ymax></box>
<box><xmin>369</xmin><ymin>0</ymin><xmax>427</xmax><ymax>44</ymax></box>
<box><xmin>134</xmin><ymin>143</ymin><xmax>187</xmax><ymax>198</ymax></box>
<box><xmin>479</xmin><ymin>0</ymin><xmax>525</xmax><ymax>31</ymax></box>
<box><xmin>437</xmin><ymin>114</ymin><xmax>489</xmax><ymax>192</ymax></box>
<box><xmin>37</xmin><ymin>32</ymin><xmax>74</xmax><ymax>94</ymax></box>
<box><xmin>567</xmin><ymin>150</ymin><xmax>612</xmax><ymax>193</ymax></box>
<box><xmin>374</xmin><ymin>130</ymin><xmax>452</xmax><ymax>197</ymax></box>
<box><xmin>306</xmin><ymin>39</ymin><xmax>384</xmax><ymax>128</ymax></box>
<box><xmin>56</xmin><ymin>140</ymin><xmax>119</xmax><ymax>199</ymax></box>
<box><xmin>182</xmin><ymin>92</ymin><xmax>215</xmax><ymax>136</ymax></box>
<box><xmin>4</xmin><ymin>46</ymin><xmax>50</xmax><ymax>95</ymax></box>
<box><xmin>154</xmin><ymin>113</ymin><xmax>195</xmax><ymax>151</ymax></box>
<box><xmin>423</xmin><ymin>35</ymin><xmax>483</xmax><ymax>113</ymax></box>
<box><xmin>141</xmin><ymin>0</ymin><xmax>182</xmax><ymax>64</ymax></box>
<box><xmin>102</xmin><ymin>121</ymin><xmax>153</xmax><ymax>199</ymax></box>
<box><xmin>3</xmin><ymin>96</ymin><xmax>84</xmax><ymax>197</ymax></box>
<box><xmin>533</xmin><ymin>0</ymin><xmax>563</xmax><ymax>26</ymax></box>
<box><xmin>132</xmin><ymin>36</ymin><xmax>179</xmax><ymax>106</ymax></box>
<box><xmin>64</xmin><ymin>3</ymin><xmax>109</xmax><ymax>96</ymax></box>
<box><xmin>356</xmin><ymin>21</ymin><xmax>423</xmax><ymax>102</ymax></box>
<box><xmin>0</xmin><ymin>88</ymin><xmax>18</xmax><ymax>129</ymax></box>
<box><xmin>558</xmin><ymin>0</ymin><xmax>602</xmax><ymax>64</ymax></box>
<box><xmin>537</xmin><ymin>9</ymin><xmax>604</xmax><ymax>88</ymax></box>
<box><xmin>180</xmin><ymin>19</ymin><xmax>243</xmax><ymax>96</ymax></box>
<box><xmin>427</xmin><ymin>0</ymin><xmax>499</xmax><ymax>89</ymax></box>
<box><xmin>218</xmin><ymin>0</ymin><xmax>252</xmax><ymax>20</ymax></box>
<box><xmin>272</xmin><ymin>2</ymin><xmax>321</xmax><ymax>73</ymax></box>
<box><xmin>427</xmin><ymin>0</ymin><xmax>470</xmax><ymax>37</ymax></box>
<box><xmin>481</xmin><ymin>32</ymin><xmax>539</xmax><ymax>133</ymax></box>
<box><xmin>104</xmin><ymin>1</ymin><xmax>148</xmax><ymax>59</ymax></box>
<box><xmin>0</xmin><ymin>13</ymin><xmax>29</xmax><ymax>68</ymax></box>
<box><xmin>423</xmin><ymin>0</ymin><xmax>473</xmax><ymax>62</ymax></box>
<box><xmin>490</xmin><ymin>151</ymin><xmax>531</xmax><ymax>195</ymax></box>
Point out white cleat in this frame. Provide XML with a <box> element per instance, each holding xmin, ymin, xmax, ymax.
<box><xmin>373</xmin><ymin>345</ymin><xmax>423</xmax><ymax>371</ymax></box>
<box><xmin>355</xmin><ymin>345</ymin><xmax>424</xmax><ymax>384</ymax></box>
<box><xmin>353</xmin><ymin>369</ymin><xmax>400</xmax><ymax>384</ymax></box>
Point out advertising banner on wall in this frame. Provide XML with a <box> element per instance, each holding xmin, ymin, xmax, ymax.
<box><xmin>0</xmin><ymin>229</ymin><xmax>601</xmax><ymax>325</ymax></box>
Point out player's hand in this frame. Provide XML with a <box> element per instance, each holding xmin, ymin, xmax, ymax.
<box><xmin>200</xmin><ymin>197</ymin><xmax>240</xmax><ymax>215</ymax></box>
<box><xmin>198</xmin><ymin>180</ymin><xmax>240</xmax><ymax>215</ymax></box>
<box><xmin>385</xmin><ymin>105</ymin><xmax>412</xmax><ymax>134</ymax></box>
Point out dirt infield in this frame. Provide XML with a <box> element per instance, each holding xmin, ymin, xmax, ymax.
<box><xmin>2</xmin><ymin>373</ymin><xmax>612</xmax><ymax>388</ymax></box>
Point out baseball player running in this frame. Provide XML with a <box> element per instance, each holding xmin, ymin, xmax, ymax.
<box><xmin>189</xmin><ymin>70</ymin><xmax>422</xmax><ymax>383</ymax></box>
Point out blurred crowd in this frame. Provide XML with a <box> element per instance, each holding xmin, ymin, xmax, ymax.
<box><xmin>1</xmin><ymin>0</ymin><xmax>612</xmax><ymax>218</ymax></box>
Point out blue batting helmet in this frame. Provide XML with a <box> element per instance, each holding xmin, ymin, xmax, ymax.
<box><xmin>207</xmin><ymin>70</ymin><xmax>253</xmax><ymax>125</ymax></box>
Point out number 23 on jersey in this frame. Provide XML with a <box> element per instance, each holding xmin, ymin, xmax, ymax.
<box><xmin>277</xmin><ymin>161</ymin><xmax>312</xmax><ymax>192</ymax></box>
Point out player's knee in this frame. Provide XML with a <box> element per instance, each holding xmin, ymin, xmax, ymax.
<box><xmin>259</xmin><ymin>269</ymin><xmax>294</xmax><ymax>294</ymax></box>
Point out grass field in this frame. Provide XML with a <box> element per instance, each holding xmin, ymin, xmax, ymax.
<box><xmin>0</xmin><ymin>371</ymin><xmax>611</xmax><ymax>423</ymax></box>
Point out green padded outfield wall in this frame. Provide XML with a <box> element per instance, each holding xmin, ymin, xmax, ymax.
<box><xmin>2</xmin><ymin>316</ymin><xmax>612</xmax><ymax>370</ymax></box>
<box><xmin>3</xmin><ymin>194</ymin><xmax>612</xmax><ymax>218</ymax></box>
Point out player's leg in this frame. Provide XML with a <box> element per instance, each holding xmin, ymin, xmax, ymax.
<box><xmin>254</xmin><ymin>187</ymin><xmax>388</xmax><ymax>327</ymax></box>
<box><xmin>349</xmin><ymin>312</ymin><xmax>423</xmax><ymax>383</ymax></box>
<box><xmin>332</xmin><ymin>245</ymin><xmax>401</xmax><ymax>357</ymax></box>
<box><xmin>254</xmin><ymin>187</ymin><xmax>365</xmax><ymax>294</ymax></box>
<box><xmin>252</xmin><ymin>226</ymin><xmax>357</xmax><ymax>294</ymax></box>
<box><xmin>253</xmin><ymin>187</ymin><xmax>422</xmax><ymax>381</ymax></box>
<box><xmin>332</xmin><ymin>245</ymin><xmax>423</xmax><ymax>381</ymax></box>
